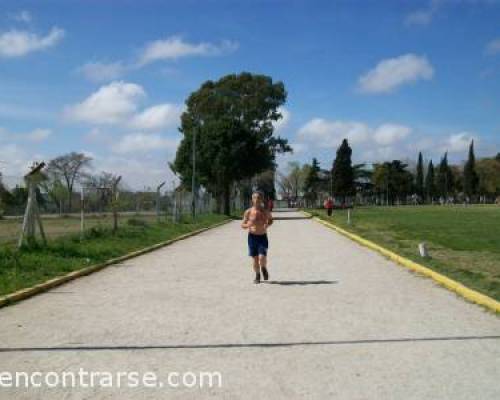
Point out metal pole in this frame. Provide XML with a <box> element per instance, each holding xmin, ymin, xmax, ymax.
<box><xmin>80</xmin><ymin>187</ymin><xmax>84</xmax><ymax>241</ymax></box>
<box><xmin>156</xmin><ymin>182</ymin><xmax>165</xmax><ymax>223</ymax></box>
<box><xmin>191</xmin><ymin>126</ymin><xmax>197</xmax><ymax>219</ymax></box>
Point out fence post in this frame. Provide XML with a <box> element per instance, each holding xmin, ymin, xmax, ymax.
<box><xmin>112</xmin><ymin>176</ymin><xmax>122</xmax><ymax>233</ymax></box>
<box><xmin>80</xmin><ymin>187</ymin><xmax>85</xmax><ymax>241</ymax></box>
<box><xmin>156</xmin><ymin>182</ymin><xmax>165</xmax><ymax>223</ymax></box>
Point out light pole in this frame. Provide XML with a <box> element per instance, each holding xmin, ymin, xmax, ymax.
<box><xmin>191</xmin><ymin>119</ymin><xmax>203</xmax><ymax>219</ymax></box>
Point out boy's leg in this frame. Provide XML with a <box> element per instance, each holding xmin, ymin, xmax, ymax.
<box><xmin>259</xmin><ymin>255</ymin><xmax>269</xmax><ymax>280</ymax></box>
<box><xmin>252</xmin><ymin>256</ymin><xmax>261</xmax><ymax>283</ymax></box>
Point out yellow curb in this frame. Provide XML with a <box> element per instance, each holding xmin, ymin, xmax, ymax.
<box><xmin>0</xmin><ymin>218</ymin><xmax>233</xmax><ymax>309</ymax></box>
<box><xmin>306</xmin><ymin>212</ymin><xmax>500</xmax><ymax>314</ymax></box>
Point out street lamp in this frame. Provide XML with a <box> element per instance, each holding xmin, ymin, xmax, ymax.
<box><xmin>192</xmin><ymin>118</ymin><xmax>204</xmax><ymax>219</ymax></box>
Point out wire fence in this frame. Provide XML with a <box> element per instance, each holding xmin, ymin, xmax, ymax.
<box><xmin>0</xmin><ymin>180</ymin><xmax>246</xmax><ymax>245</ymax></box>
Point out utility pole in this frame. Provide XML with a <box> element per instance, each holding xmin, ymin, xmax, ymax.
<box><xmin>191</xmin><ymin>125</ymin><xmax>197</xmax><ymax>219</ymax></box>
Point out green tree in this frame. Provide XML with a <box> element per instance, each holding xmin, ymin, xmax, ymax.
<box><xmin>415</xmin><ymin>152</ymin><xmax>424</xmax><ymax>200</ymax></box>
<box><xmin>463</xmin><ymin>140</ymin><xmax>479</xmax><ymax>199</ymax></box>
<box><xmin>172</xmin><ymin>72</ymin><xmax>290</xmax><ymax>215</ymax></box>
<box><xmin>372</xmin><ymin>160</ymin><xmax>413</xmax><ymax>205</ymax></box>
<box><xmin>425</xmin><ymin>160</ymin><xmax>436</xmax><ymax>202</ymax></box>
<box><xmin>436</xmin><ymin>152</ymin><xmax>454</xmax><ymax>198</ymax></box>
<box><xmin>332</xmin><ymin>139</ymin><xmax>354</xmax><ymax>201</ymax></box>
<box><xmin>476</xmin><ymin>156</ymin><xmax>500</xmax><ymax>196</ymax></box>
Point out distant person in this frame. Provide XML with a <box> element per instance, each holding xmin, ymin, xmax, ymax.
<box><xmin>324</xmin><ymin>197</ymin><xmax>334</xmax><ymax>216</ymax></box>
<box><xmin>267</xmin><ymin>198</ymin><xmax>274</xmax><ymax>212</ymax></box>
<box><xmin>242</xmin><ymin>191</ymin><xmax>273</xmax><ymax>284</ymax></box>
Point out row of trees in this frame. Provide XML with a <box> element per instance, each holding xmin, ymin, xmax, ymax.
<box><xmin>284</xmin><ymin>139</ymin><xmax>500</xmax><ymax>206</ymax></box>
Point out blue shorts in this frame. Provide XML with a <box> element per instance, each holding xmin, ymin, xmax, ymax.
<box><xmin>248</xmin><ymin>233</ymin><xmax>269</xmax><ymax>257</ymax></box>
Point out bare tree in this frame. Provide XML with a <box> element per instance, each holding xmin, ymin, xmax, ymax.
<box><xmin>277</xmin><ymin>162</ymin><xmax>306</xmax><ymax>203</ymax></box>
<box><xmin>47</xmin><ymin>152</ymin><xmax>92</xmax><ymax>212</ymax></box>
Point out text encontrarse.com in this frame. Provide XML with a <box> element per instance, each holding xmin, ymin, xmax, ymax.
<box><xmin>0</xmin><ymin>370</ymin><xmax>223</xmax><ymax>389</ymax></box>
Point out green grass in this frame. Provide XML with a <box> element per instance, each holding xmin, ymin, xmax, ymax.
<box><xmin>0</xmin><ymin>213</ymin><xmax>162</xmax><ymax>245</ymax></box>
<box><xmin>309</xmin><ymin>205</ymin><xmax>500</xmax><ymax>301</ymax></box>
<box><xmin>0</xmin><ymin>214</ymin><xmax>228</xmax><ymax>297</ymax></box>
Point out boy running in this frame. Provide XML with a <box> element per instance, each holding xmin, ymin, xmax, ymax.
<box><xmin>242</xmin><ymin>191</ymin><xmax>273</xmax><ymax>284</ymax></box>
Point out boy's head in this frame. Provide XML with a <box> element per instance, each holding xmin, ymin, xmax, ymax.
<box><xmin>251</xmin><ymin>191</ymin><xmax>263</xmax><ymax>207</ymax></box>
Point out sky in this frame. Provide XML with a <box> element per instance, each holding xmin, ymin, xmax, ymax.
<box><xmin>1</xmin><ymin>0</ymin><xmax>499</xmax><ymax>189</ymax></box>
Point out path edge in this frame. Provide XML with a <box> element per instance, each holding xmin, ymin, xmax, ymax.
<box><xmin>304</xmin><ymin>211</ymin><xmax>500</xmax><ymax>314</ymax></box>
<box><xmin>0</xmin><ymin>218</ymin><xmax>233</xmax><ymax>309</ymax></box>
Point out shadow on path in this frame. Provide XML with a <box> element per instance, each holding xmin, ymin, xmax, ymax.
<box><xmin>265</xmin><ymin>280</ymin><xmax>337</xmax><ymax>286</ymax></box>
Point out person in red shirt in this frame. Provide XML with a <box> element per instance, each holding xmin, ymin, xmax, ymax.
<box><xmin>267</xmin><ymin>198</ymin><xmax>274</xmax><ymax>212</ymax></box>
<box><xmin>324</xmin><ymin>197</ymin><xmax>333</xmax><ymax>216</ymax></box>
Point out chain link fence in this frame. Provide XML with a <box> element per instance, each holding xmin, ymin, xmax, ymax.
<box><xmin>0</xmin><ymin>178</ymin><xmax>246</xmax><ymax>245</ymax></box>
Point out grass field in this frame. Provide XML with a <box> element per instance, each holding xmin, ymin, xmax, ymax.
<box><xmin>0</xmin><ymin>213</ymin><xmax>228</xmax><ymax>297</ymax></box>
<box><xmin>310</xmin><ymin>205</ymin><xmax>500</xmax><ymax>301</ymax></box>
<box><xmin>0</xmin><ymin>213</ymin><xmax>164</xmax><ymax>245</ymax></box>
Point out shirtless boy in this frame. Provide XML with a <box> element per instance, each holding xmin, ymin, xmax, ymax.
<box><xmin>241</xmin><ymin>191</ymin><xmax>273</xmax><ymax>284</ymax></box>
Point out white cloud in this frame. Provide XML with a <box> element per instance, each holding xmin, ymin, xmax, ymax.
<box><xmin>405</xmin><ymin>0</ymin><xmax>441</xmax><ymax>26</ymax></box>
<box><xmin>0</xmin><ymin>27</ymin><xmax>64</xmax><ymax>58</ymax></box>
<box><xmin>298</xmin><ymin>118</ymin><xmax>370</xmax><ymax>147</ymax></box>
<box><xmin>10</xmin><ymin>10</ymin><xmax>33</xmax><ymax>23</ymax></box>
<box><xmin>273</xmin><ymin>107</ymin><xmax>291</xmax><ymax>133</ymax></box>
<box><xmin>485</xmin><ymin>38</ymin><xmax>500</xmax><ymax>55</ymax></box>
<box><xmin>0</xmin><ymin>126</ymin><xmax>52</xmax><ymax>143</ymax></box>
<box><xmin>25</xmin><ymin>128</ymin><xmax>51</xmax><ymax>142</ymax></box>
<box><xmin>373</xmin><ymin>124</ymin><xmax>411</xmax><ymax>145</ymax></box>
<box><xmin>93</xmin><ymin>154</ymin><xmax>177</xmax><ymax>190</ymax></box>
<box><xmin>65</xmin><ymin>81</ymin><xmax>145</xmax><ymax>125</ymax></box>
<box><xmin>112</xmin><ymin>133</ymin><xmax>179</xmax><ymax>154</ymax></box>
<box><xmin>130</xmin><ymin>103</ymin><xmax>183</xmax><ymax>131</ymax></box>
<box><xmin>138</xmin><ymin>36</ymin><xmax>238</xmax><ymax>66</ymax></box>
<box><xmin>77</xmin><ymin>61</ymin><xmax>127</xmax><ymax>83</ymax></box>
<box><xmin>442</xmin><ymin>132</ymin><xmax>477</xmax><ymax>153</ymax></box>
<box><xmin>358</xmin><ymin>54</ymin><xmax>434</xmax><ymax>94</ymax></box>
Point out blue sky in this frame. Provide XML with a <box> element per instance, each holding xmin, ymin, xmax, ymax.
<box><xmin>1</xmin><ymin>0</ymin><xmax>499</xmax><ymax>188</ymax></box>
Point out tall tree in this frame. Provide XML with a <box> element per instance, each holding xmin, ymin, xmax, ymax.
<box><xmin>463</xmin><ymin>140</ymin><xmax>479</xmax><ymax>199</ymax></box>
<box><xmin>425</xmin><ymin>160</ymin><xmax>436</xmax><ymax>202</ymax></box>
<box><xmin>436</xmin><ymin>152</ymin><xmax>454</xmax><ymax>198</ymax></box>
<box><xmin>372</xmin><ymin>160</ymin><xmax>413</xmax><ymax>205</ymax></box>
<box><xmin>47</xmin><ymin>152</ymin><xmax>92</xmax><ymax>212</ymax></box>
<box><xmin>476</xmin><ymin>156</ymin><xmax>500</xmax><ymax>197</ymax></box>
<box><xmin>415</xmin><ymin>152</ymin><xmax>424</xmax><ymax>200</ymax></box>
<box><xmin>332</xmin><ymin>139</ymin><xmax>354</xmax><ymax>201</ymax></box>
<box><xmin>172</xmin><ymin>72</ymin><xmax>290</xmax><ymax>215</ymax></box>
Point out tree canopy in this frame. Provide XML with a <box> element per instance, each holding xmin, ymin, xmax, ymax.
<box><xmin>172</xmin><ymin>72</ymin><xmax>290</xmax><ymax>214</ymax></box>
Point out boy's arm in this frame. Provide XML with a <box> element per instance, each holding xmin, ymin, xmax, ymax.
<box><xmin>241</xmin><ymin>209</ymin><xmax>251</xmax><ymax>229</ymax></box>
<box><xmin>266</xmin><ymin>210</ymin><xmax>273</xmax><ymax>226</ymax></box>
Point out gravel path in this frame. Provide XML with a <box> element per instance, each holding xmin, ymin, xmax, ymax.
<box><xmin>0</xmin><ymin>211</ymin><xmax>499</xmax><ymax>399</ymax></box>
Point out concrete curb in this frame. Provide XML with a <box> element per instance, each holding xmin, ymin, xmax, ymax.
<box><xmin>0</xmin><ymin>218</ymin><xmax>233</xmax><ymax>309</ymax></box>
<box><xmin>305</xmin><ymin>211</ymin><xmax>500</xmax><ymax>314</ymax></box>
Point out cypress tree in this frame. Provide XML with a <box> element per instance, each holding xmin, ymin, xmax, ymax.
<box><xmin>416</xmin><ymin>152</ymin><xmax>424</xmax><ymax>201</ymax></box>
<box><xmin>425</xmin><ymin>160</ymin><xmax>435</xmax><ymax>202</ymax></box>
<box><xmin>463</xmin><ymin>140</ymin><xmax>479</xmax><ymax>199</ymax></box>
<box><xmin>332</xmin><ymin>139</ymin><xmax>354</xmax><ymax>201</ymax></box>
<box><xmin>436</xmin><ymin>152</ymin><xmax>454</xmax><ymax>198</ymax></box>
